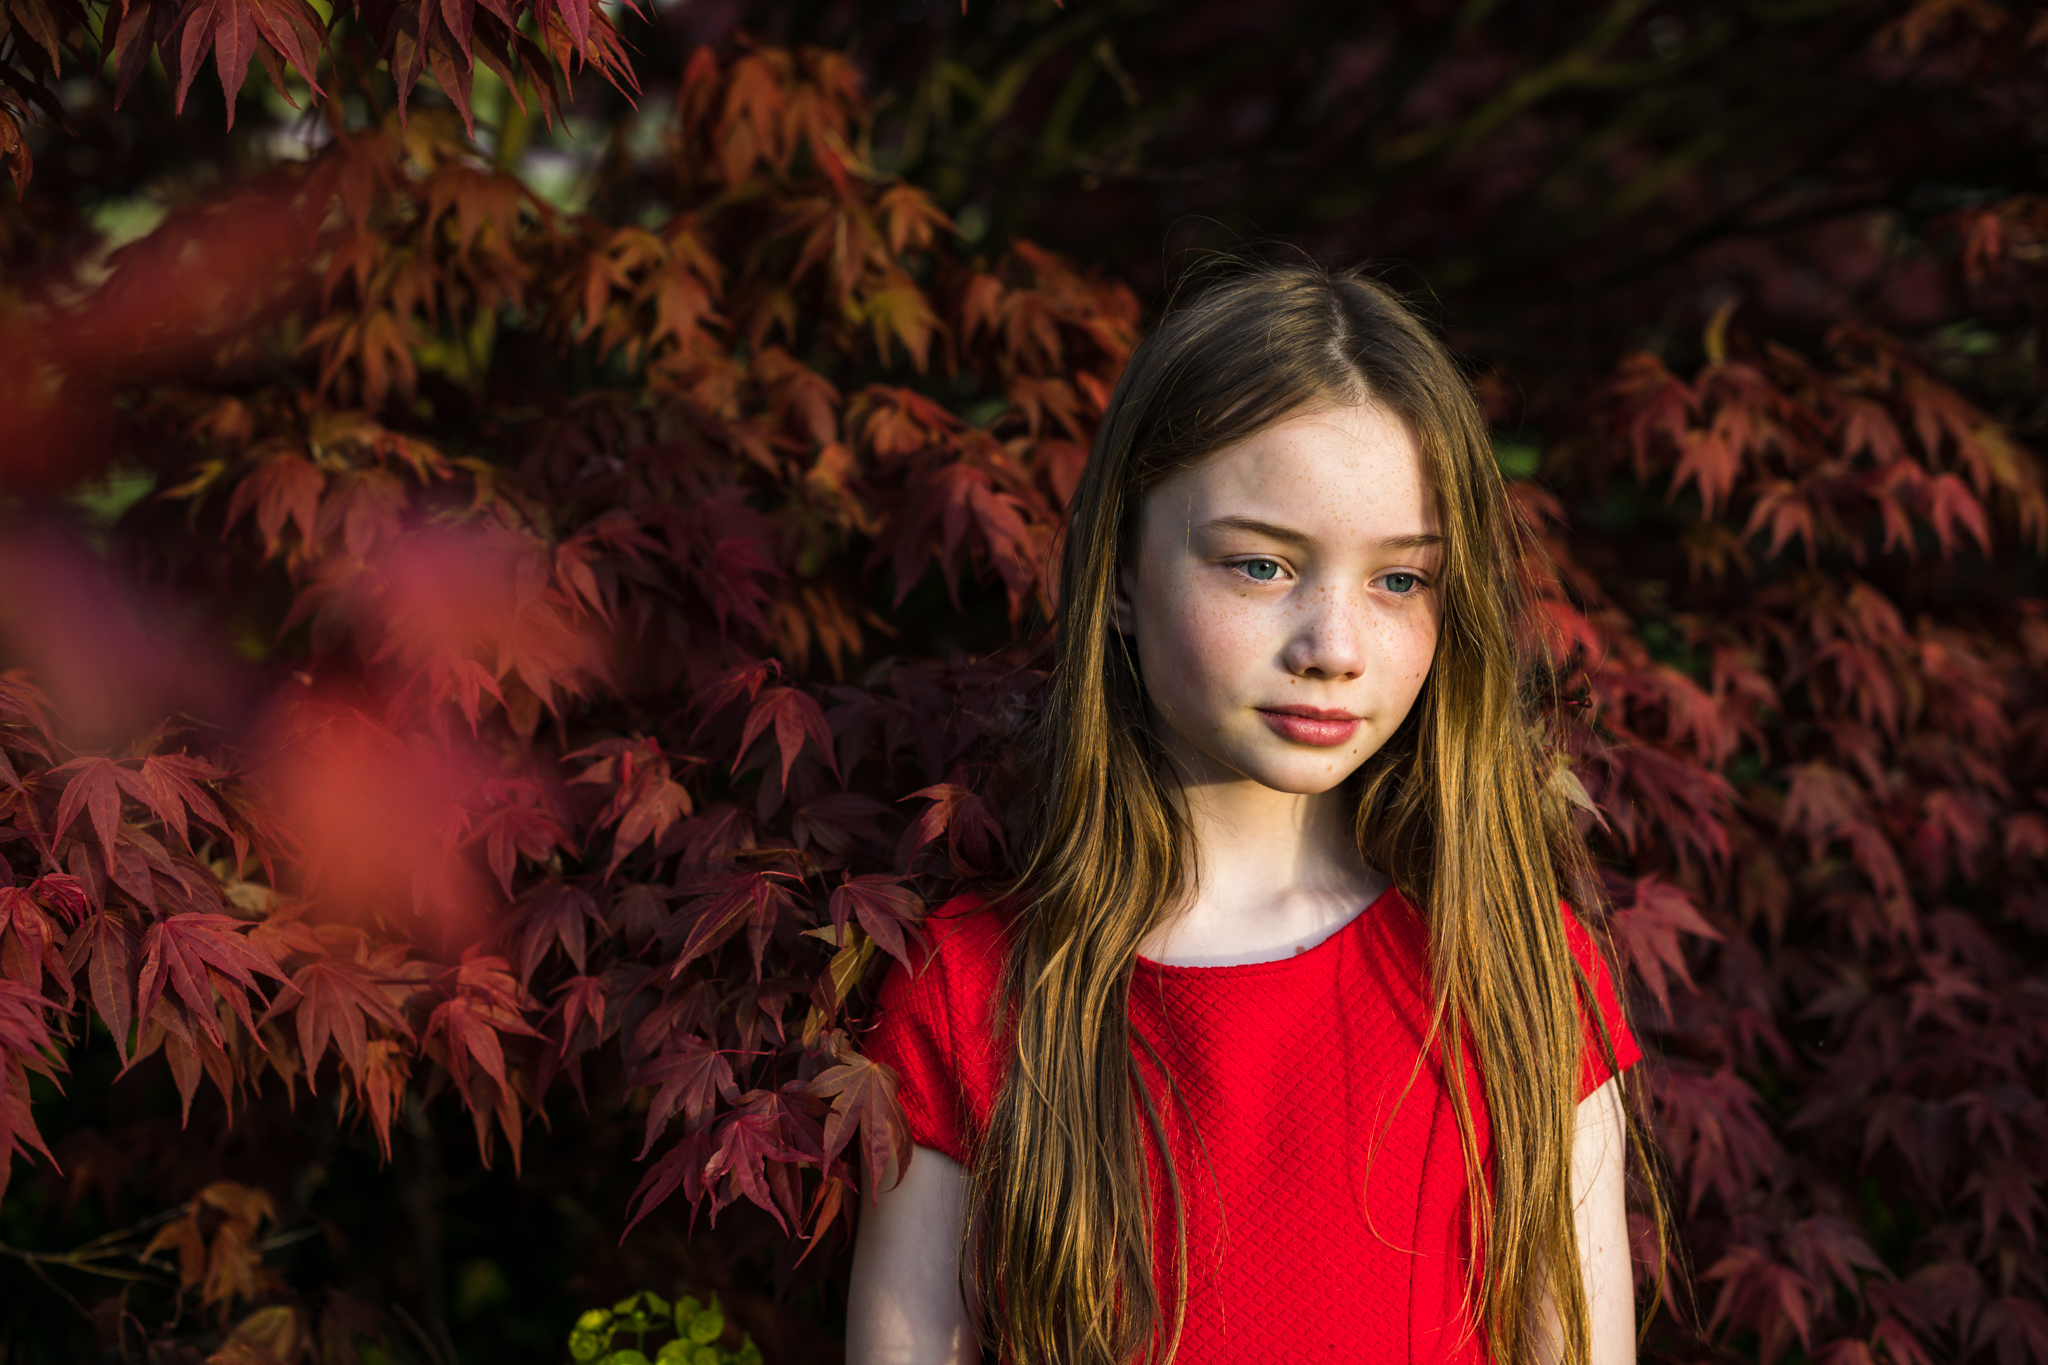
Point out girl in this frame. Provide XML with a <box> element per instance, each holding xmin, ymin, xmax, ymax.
<box><xmin>846</xmin><ymin>262</ymin><xmax>1654</xmax><ymax>1365</ymax></box>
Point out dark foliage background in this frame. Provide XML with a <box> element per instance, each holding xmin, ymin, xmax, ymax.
<box><xmin>0</xmin><ymin>1</ymin><xmax>2044</xmax><ymax>1362</ymax></box>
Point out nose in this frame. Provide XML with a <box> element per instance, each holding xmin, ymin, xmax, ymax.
<box><xmin>1280</xmin><ymin>582</ymin><xmax>1368</xmax><ymax>680</ymax></box>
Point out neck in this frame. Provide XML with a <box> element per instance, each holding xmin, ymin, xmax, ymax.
<box><xmin>1160</xmin><ymin>763</ymin><xmax>1382</xmax><ymax>948</ymax></box>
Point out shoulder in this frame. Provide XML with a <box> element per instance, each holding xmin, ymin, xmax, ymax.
<box><xmin>1376</xmin><ymin>889</ymin><xmax>1640</xmax><ymax>1097</ymax></box>
<box><xmin>924</xmin><ymin>888</ymin><xmax>1014</xmax><ymax>946</ymax></box>
<box><xmin>872</xmin><ymin>888</ymin><xmax>1016</xmax><ymax>1019</ymax></box>
<box><xmin>1556</xmin><ymin>898</ymin><xmax>1643</xmax><ymax>1095</ymax></box>
<box><xmin>1556</xmin><ymin>898</ymin><xmax>1612</xmax><ymax>977</ymax></box>
<box><xmin>900</xmin><ymin>889</ymin><xmax>1013</xmax><ymax>974</ymax></box>
<box><xmin>1355</xmin><ymin>882</ymin><xmax>1430</xmax><ymax>963</ymax></box>
<box><xmin>860</xmin><ymin>888</ymin><xmax>1019</xmax><ymax>1166</ymax></box>
<box><xmin>1372</xmin><ymin>886</ymin><xmax>1604</xmax><ymax>971</ymax></box>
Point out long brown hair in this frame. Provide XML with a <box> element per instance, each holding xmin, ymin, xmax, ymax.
<box><xmin>955</xmin><ymin>260</ymin><xmax>1659</xmax><ymax>1365</ymax></box>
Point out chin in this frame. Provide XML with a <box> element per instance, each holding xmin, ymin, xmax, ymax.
<box><xmin>1252</xmin><ymin>763</ymin><xmax>1366</xmax><ymax>796</ymax></box>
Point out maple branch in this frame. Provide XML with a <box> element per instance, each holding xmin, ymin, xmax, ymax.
<box><xmin>0</xmin><ymin>1220</ymin><xmax>183</xmax><ymax>1285</ymax></box>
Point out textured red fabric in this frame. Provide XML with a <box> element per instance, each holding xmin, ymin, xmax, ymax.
<box><xmin>858</xmin><ymin>883</ymin><xmax>1642</xmax><ymax>1365</ymax></box>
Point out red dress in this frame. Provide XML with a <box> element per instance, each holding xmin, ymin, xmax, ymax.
<box><xmin>857</xmin><ymin>883</ymin><xmax>1641</xmax><ymax>1365</ymax></box>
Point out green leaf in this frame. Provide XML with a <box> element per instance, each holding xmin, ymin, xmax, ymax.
<box><xmin>569</xmin><ymin>1309</ymin><xmax>615</xmax><ymax>1362</ymax></box>
<box><xmin>686</xmin><ymin>1304</ymin><xmax>723</xmax><ymax>1344</ymax></box>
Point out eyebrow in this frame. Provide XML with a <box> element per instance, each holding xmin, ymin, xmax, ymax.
<box><xmin>1196</xmin><ymin>515</ymin><xmax>1446</xmax><ymax>552</ymax></box>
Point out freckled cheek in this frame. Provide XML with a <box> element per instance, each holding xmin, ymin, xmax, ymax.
<box><xmin>1399</xmin><ymin>625</ymin><xmax>1440</xmax><ymax>692</ymax></box>
<box><xmin>1360</xmin><ymin>610</ymin><xmax>1432</xmax><ymax>686</ymax></box>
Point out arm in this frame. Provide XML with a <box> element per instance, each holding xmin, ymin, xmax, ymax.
<box><xmin>846</xmin><ymin>1143</ymin><xmax>982</xmax><ymax>1365</ymax></box>
<box><xmin>1530</xmin><ymin>1077</ymin><xmax>1637</xmax><ymax>1365</ymax></box>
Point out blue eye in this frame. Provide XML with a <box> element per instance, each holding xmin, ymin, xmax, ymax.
<box><xmin>1382</xmin><ymin>572</ymin><xmax>1421</xmax><ymax>594</ymax></box>
<box><xmin>1240</xmin><ymin>559</ymin><xmax>1282</xmax><ymax>581</ymax></box>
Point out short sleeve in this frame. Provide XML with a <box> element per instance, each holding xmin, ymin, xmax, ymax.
<box><xmin>855</xmin><ymin>894</ymin><xmax>1006</xmax><ymax>1168</ymax></box>
<box><xmin>1560</xmin><ymin>902</ymin><xmax>1643</xmax><ymax>1101</ymax></box>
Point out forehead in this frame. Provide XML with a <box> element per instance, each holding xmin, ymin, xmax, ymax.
<box><xmin>1141</xmin><ymin>402</ymin><xmax>1437</xmax><ymax>534</ymax></box>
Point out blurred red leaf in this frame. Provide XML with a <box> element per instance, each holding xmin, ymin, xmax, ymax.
<box><xmin>1608</xmin><ymin>876</ymin><xmax>1722</xmax><ymax>1015</ymax></box>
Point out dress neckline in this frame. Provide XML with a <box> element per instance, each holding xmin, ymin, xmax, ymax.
<box><xmin>1133</xmin><ymin>882</ymin><xmax>1401</xmax><ymax>976</ymax></box>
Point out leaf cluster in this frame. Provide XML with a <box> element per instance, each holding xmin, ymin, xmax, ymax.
<box><xmin>567</xmin><ymin>1290</ymin><xmax>759</xmax><ymax>1365</ymax></box>
<box><xmin>1520</xmin><ymin>226</ymin><xmax>2048</xmax><ymax>1364</ymax></box>
<box><xmin>0</xmin><ymin>37</ymin><xmax>1133</xmax><ymax>1361</ymax></box>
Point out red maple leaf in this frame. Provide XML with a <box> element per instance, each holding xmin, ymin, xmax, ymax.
<box><xmin>76</xmin><ymin>913</ymin><xmax>140</xmax><ymax>1065</ymax></box>
<box><xmin>1921</xmin><ymin>471</ymin><xmax>1992</xmax><ymax>559</ymax></box>
<box><xmin>135</xmin><ymin>755</ymin><xmax>231</xmax><ymax>849</ymax></box>
<box><xmin>1782</xmin><ymin>1216</ymin><xmax>1886</xmax><ymax>1298</ymax></box>
<box><xmin>1974</xmin><ymin>1296</ymin><xmax>2048</xmax><ymax>1365</ymax></box>
<box><xmin>159</xmin><ymin>0</ymin><xmax>329</xmax><ymax>128</ymax></box>
<box><xmin>736</xmin><ymin>686</ymin><xmax>839</xmax><ymax>789</ymax></box>
<box><xmin>1608</xmin><ymin>876</ymin><xmax>1723</xmax><ymax>1015</ymax></box>
<box><xmin>790</xmin><ymin>792</ymin><xmax>888</xmax><ymax>857</ymax></box>
<box><xmin>265</xmin><ymin>953</ymin><xmax>415</xmax><ymax>1091</ymax></box>
<box><xmin>422</xmin><ymin>953</ymin><xmax>541</xmax><ymax>1120</ymax></box>
<box><xmin>606</xmin><ymin>774</ymin><xmax>691</xmax><ymax>879</ymax></box>
<box><xmin>805</xmin><ymin>1044</ymin><xmax>910</xmax><ymax>1196</ymax></box>
<box><xmin>1657</xmin><ymin>1065</ymin><xmax>1783</xmax><ymax>1215</ymax></box>
<box><xmin>631</xmin><ymin>1032</ymin><xmax>744</xmax><ymax>1156</ymax></box>
<box><xmin>1703</xmin><ymin>1243</ymin><xmax>1818</xmax><ymax>1364</ymax></box>
<box><xmin>571</xmin><ymin>738</ymin><xmax>689</xmax><ymax>878</ymax></box>
<box><xmin>0</xmin><ymin>980</ymin><xmax>62</xmax><ymax>1200</ymax></box>
<box><xmin>623</xmin><ymin>1123</ymin><xmax>716</xmax><ymax>1236</ymax></box>
<box><xmin>895</xmin><ymin>781</ymin><xmax>1003</xmax><ymax>874</ymax></box>
<box><xmin>471</xmin><ymin>798</ymin><xmax>573</xmax><ymax>900</ymax></box>
<box><xmin>826</xmin><ymin>874</ymin><xmax>925</xmax><ymax>971</ymax></box>
<box><xmin>135</xmin><ymin>914</ymin><xmax>287</xmax><ymax>1052</ymax></box>
<box><xmin>0</xmin><ymin>978</ymin><xmax>60</xmax><ymax>1064</ymax></box>
<box><xmin>0</xmin><ymin>885</ymin><xmax>69</xmax><ymax>1001</ymax></box>
<box><xmin>695</xmin><ymin>1089</ymin><xmax>813</xmax><ymax>1234</ymax></box>
<box><xmin>665</xmin><ymin>871</ymin><xmax>799</xmax><ymax>983</ymax></box>
<box><xmin>356</xmin><ymin>1038</ymin><xmax>412</xmax><ymax>1161</ymax></box>
<box><xmin>548</xmin><ymin>972</ymin><xmax>609</xmax><ymax>1064</ymax></box>
<box><xmin>50</xmin><ymin>756</ymin><xmax>127</xmax><ymax>862</ymax></box>
<box><xmin>224</xmin><ymin>453</ymin><xmax>325</xmax><ymax>560</ymax></box>
<box><xmin>508</xmin><ymin>882</ymin><xmax>603</xmax><ymax>985</ymax></box>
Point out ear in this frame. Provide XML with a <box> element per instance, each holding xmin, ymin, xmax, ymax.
<box><xmin>1111</xmin><ymin>558</ymin><xmax>1138</xmax><ymax>637</ymax></box>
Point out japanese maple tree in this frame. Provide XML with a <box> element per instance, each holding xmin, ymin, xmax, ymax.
<box><xmin>0</xmin><ymin>0</ymin><xmax>2043</xmax><ymax>1362</ymax></box>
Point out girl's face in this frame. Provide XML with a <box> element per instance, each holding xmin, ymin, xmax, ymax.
<box><xmin>1114</xmin><ymin>401</ymin><xmax>1443</xmax><ymax>797</ymax></box>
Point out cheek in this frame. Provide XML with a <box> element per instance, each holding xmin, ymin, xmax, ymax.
<box><xmin>1384</xmin><ymin>613</ymin><xmax>1440</xmax><ymax>693</ymax></box>
<box><xmin>1133</xmin><ymin>576</ymin><xmax>1262</xmax><ymax>696</ymax></box>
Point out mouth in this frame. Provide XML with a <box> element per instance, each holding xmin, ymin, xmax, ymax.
<box><xmin>1256</xmin><ymin>706</ymin><xmax>1363</xmax><ymax>747</ymax></box>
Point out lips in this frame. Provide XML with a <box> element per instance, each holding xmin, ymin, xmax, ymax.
<box><xmin>1257</xmin><ymin>706</ymin><xmax>1362</xmax><ymax>747</ymax></box>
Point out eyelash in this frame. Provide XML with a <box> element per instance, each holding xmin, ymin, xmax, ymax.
<box><xmin>1227</xmin><ymin>559</ymin><xmax>1430</xmax><ymax>594</ymax></box>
